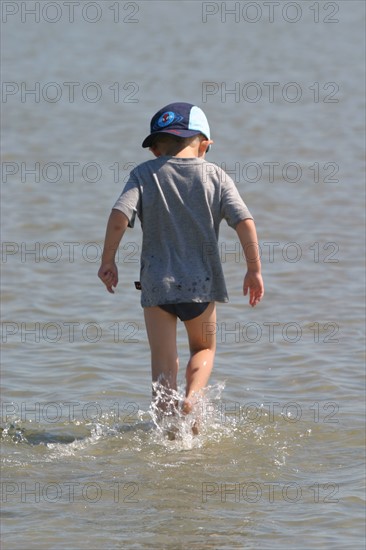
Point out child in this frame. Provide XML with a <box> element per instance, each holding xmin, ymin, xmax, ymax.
<box><xmin>98</xmin><ymin>102</ymin><xmax>264</xmax><ymax>424</ymax></box>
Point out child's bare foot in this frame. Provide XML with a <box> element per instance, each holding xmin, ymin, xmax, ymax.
<box><xmin>166</xmin><ymin>425</ymin><xmax>178</xmax><ymax>440</ymax></box>
<box><xmin>182</xmin><ymin>399</ymin><xmax>199</xmax><ymax>435</ymax></box>
<box><xmin>182</xmin><ymin>400</ymin><xmax>192</xmax><ymax>415</ymax></box>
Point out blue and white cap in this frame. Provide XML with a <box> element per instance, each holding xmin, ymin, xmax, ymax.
<box><xmin>142</xmin><ymin>102</ymin><xmax>211</xmax><ymax>148</ymax></box>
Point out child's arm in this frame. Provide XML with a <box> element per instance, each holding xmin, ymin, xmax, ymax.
<box><xmin>98</xmin><ymin>209</ymin><xmax>129</xmax><ymax>294</ymax></box>
<box><xmin>235</xmin><ymin>218</ymin><xmax>264</xmax><ymax>307</ymax></box>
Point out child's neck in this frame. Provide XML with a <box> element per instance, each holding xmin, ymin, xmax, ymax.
<box><xmin>173</xmin><ymin>150</ymin><xmax>199</xmax><ymax>158</ymax></box>
<box><xmin>165</xmin><ymin>144</ymin><xmax>201</xmax><ymax>158</ymax></box>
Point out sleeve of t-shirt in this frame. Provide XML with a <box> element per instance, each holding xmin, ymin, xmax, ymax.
<box><xmin>112</xmin><ymin>170</ymin><xmax>141</xmax><ymax>228</ymax></box>
<box><xmin>218</xmin><ymin>167</ymin><xmax>253</xmax><ymax>228</ymax></box>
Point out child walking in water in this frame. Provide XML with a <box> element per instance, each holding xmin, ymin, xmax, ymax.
<box><xmin>98</xmin><ymin>102</ymin><xmax>264</xmax><ymax>429</ymax></box>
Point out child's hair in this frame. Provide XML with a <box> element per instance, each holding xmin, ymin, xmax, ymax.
<box><xmin>150</xmin><ymin>133</ymin><xmax>205</xmax><ymax>156</ymax></box>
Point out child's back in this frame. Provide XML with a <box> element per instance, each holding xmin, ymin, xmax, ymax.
<box><xmin>113</xmin><ymin>155</ymin><xmax>252</xmax><ymax>307</ymax></box>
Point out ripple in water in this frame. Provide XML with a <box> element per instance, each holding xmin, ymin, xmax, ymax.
<box><xmin>1</xmin><ymin>382</ymin><xmax>311</xmax><ymax>467</ymax></box>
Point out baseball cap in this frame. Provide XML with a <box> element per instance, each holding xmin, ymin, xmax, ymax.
<box><xmin>142</xmin><ymin>102</ymin><xmax>211</xmax><ymax>148</ymax></box>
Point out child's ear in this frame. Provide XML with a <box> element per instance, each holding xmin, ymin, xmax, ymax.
<box><xmin>198</xmin><ymin>139</ymin><xmax>213</xmax><ymax>157</ymax></box>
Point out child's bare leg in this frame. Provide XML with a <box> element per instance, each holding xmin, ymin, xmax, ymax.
<box><xmin>183</xmin><ymin>302</ymin><xmax>216</xmax><ymax>415</ymax></box>
<box><xmin>144</xmin><ymin>306</ymin><xmax>179</xmax><ymax>415</ymax></box>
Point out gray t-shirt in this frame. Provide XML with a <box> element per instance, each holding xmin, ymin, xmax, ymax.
<box><xmin>112</xmin><ymin>156</ymin><xmax>252</xmax><ymax>307</ymax></box>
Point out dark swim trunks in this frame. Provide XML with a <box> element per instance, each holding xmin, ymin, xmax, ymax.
<box><xmin>158</xmin><ymin>302</ymin><xmax>210</xmax><ymax>321</ymax></box>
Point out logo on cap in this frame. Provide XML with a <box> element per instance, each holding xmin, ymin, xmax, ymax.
<box><xmin>156</xmin><ymin>111</ymin><xmax>183</xmax><ymax>128</ymax></box>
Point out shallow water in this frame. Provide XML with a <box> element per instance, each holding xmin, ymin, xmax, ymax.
<box><xmin>1</xmin><ymin>1</ymin><xmax>365</xmax><ymax>549</ymax></box>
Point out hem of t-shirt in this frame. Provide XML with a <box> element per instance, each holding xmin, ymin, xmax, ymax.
<box><xmin>231</xmin><ymin>213</ymin><xmax>254</xmax><ymax>229</ymax></box>
<box><xmin>141</xmin><ymin>297</ymin><xmax>229</xmax><ymax>307</ymax></box>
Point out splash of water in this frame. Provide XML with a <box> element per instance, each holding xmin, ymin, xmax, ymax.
<box><xmin>148</xmin><ymin>381</ymin><xmax>227</xmax><ymax>449</ymax></box>
<box><xmin>1</xmin><ymin>384</ymin><xmax>310</xmax><ymax>465</ymax></box>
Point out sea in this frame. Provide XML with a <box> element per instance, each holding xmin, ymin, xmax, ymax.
<box><xmin>1</xmin><ymin>1</ymin><xmax>365</xmax><ymax>548</ymax></box>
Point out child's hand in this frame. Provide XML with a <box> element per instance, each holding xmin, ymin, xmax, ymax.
<box><xmin>243</xmin><ymin>271</ymin><xmax>264</xmax><ymax>307</ymax></box>
<box><xmin>98</xmin><ymin>262</ymin><xmax>118</xmax><ymax>294</ymax></box>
